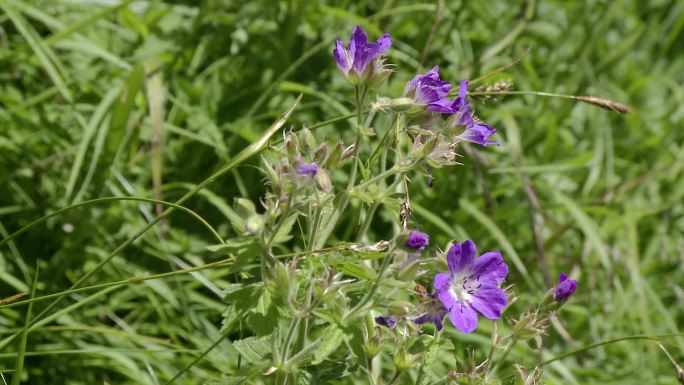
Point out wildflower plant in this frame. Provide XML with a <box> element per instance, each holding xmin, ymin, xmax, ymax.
<box><xmin>193</xmin><ymin>24</ymin><xmax>614</xmax><ymax>385</ymax></box>
<box><xmin>1</xmin><ymin>17</ymin><xmax>645</xmax><ymax>385</ymax></box>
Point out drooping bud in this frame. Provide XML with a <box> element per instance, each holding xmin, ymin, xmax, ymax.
<box><xmin>374</xmin><ymin>315</ymin><xmax>397</xmax><ymax>329</ymax></box>
<box><xmin>553</xmin><ymin>273</ymin><xmax>577</xmax><ymax>301</ymax></box>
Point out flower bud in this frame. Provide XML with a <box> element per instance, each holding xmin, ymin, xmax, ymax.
<box><xmin>394</xmin><ymin>348</ymin><xmax>420</xmax><ymax>370</ymax></box>
<box><xmin>553</xmin><ymin>273</ymin><xmax>577</xmax><ymax>301</ymax></box>
<box><xmin>374</xmin><ymin>315</ymin><xmax>397</xmax><ymax>329</ymax></box>
<box><xmin>243</xmin><ymin>214</ymin><xmax>264</xmax><ymax>236</ymax></box>
<box><xmin>395</xmin><ymin>230</ymin><xmax>429</xmax><ymax>252</ymax></box>
<box><xmin>341</xmin><ymin>144</ymin><xmax>356</xmax><ymax>161</ymax></box>
<box><xmin>283</xmin><ymin>131</ymin><xmax>298</xmax><ymax>158</ymax></box>
<box><xmin>315</xmin><ymin>169</ymin><xmax>333</xmax><ymax>192</ymax></box>
<box><xmin>298</xmin><ymin>128</ymin><xmax>317</xmax><ymax>153</ymax></box>
<box><xmin>313</xmin><ymin>143</ymin><xmax>328</xmax><ymax>163</ymax></box>
<box><xmin>324</xmin><ymin>140</ymin><xmax>344</xmax><ymax>169</ymax></box>
<box><xmin>388</xmin><ymin>97</ymin><xmax>422</xmax><ymax>113</ymax></box>
<box><xmin>363</xmin><ymin>334</ymin><xmax>381</xmax><ymax>358</ymax></box>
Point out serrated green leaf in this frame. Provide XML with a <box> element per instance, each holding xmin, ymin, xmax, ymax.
<box><xmin>312</xmin><ymin>325</ymin><xmax>346</xmax><ymax>364</ymax></box>
<box><xmin>232</xmin><ymin>336</ymin><xmax>271</xmax><ymax>365</ymax></box>
<box><xmin>273</xmin><ymin>213</ymin><xmax>298</xmax><ymax>243</ymax></box>
<box><xmin>339</xmin><ymin>262</ymin><xmax>377</xmax><ymax>281</ymax></box>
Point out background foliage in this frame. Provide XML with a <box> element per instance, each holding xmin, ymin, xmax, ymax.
<box><xmin>0</xmin><ymin>0</ymin><xmax>683</xmax><ymax>384</ymax></box>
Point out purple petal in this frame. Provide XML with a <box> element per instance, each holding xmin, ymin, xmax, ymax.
<box><xmin>459</xmin><ymin>79</ymin><xmax>468</xmax><ymax>100</ymax></box>
<box><xmin>333</xmin><ymin>40</ymin><xmax>352</xmax><ymax>75</ymax></box>
<box><xmin>406</xmin><ymin>230</ymin><xmax>429</xmax><ymax>250</ymax></box>
<box><xmin>554</xmin><ymin>274</ymin><xmax>577</xmax><ymax>301</ymax></box>
<box><xmin>446</xmin><ymin>240</ymin><xmax>477</xmax><ymax>275</ymax></box>
<box><xmin>448</xmin><ymin>303</ymin><xmax>478</xmax><ymax>333</ymax></box>
<box><xmin>559</xmin><ymin>273</ymin><xmax>568</xmax><ymax>282</ymax></box>
<box><xmin>434</xmin><ymin>317</ymin><xmax>443</xmax><ymax>331</ymax></box>
<box><xmin>375</xmin><ymin>33</ymin><xmax>392</xmax><ymax>55</ymax></box>
<box><xmin>434</xmin><ymin>273</ymin><xmax>457</xmax><ymax>309</ymax></box>
<box><xmin>350</xmin><ymin>26</ymin><xmax>368</xmax><ymax>51</ymax></box>
<box><xmin>458</xmin><ymin>122</ymin><xmax>497</xmax><ymax>146</ymax></box>
<box><xmin>375</xmin><ymin>315</ymin><xmax>397</xmax><ymax>329</ymax></box>
<box><xmin>471</xmin><ymin>251</ymin><xmax>508</xmax><ymax>285</ymax></box>
<box><xmin>296</xmin><ymin>162</ymin><xmax>319</xmax><ymax>177</ymax></box>
<box><xmin>470</xmin><ymin>285</ymin><xmax>508</xmax><ymax>319</ymax></box>
<box><xmin>427</xmin><ymin>99</ymin><xmax>456</xmax><ymax>114</ymax></box>
<box><xmin>414</xmin><ymin>314</ymin><xmax>429</xmax><ymax>325</ymax></box>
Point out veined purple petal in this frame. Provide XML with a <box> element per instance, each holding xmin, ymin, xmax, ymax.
<box><xmin>448</xmin><ymin>303</ymin><xmax>478</xmax><ymax>333</ymax></box>
<box><xmin>470</xmin><ymin>285</ymin><xmax>508</xmax><ymax>319</ymax></box>
<box><xmin>434</xmin><ymin>273</ymin><xmax>457</xmax><ymax>310</ymax></box>
<box><xmin>457</xmin><ymin>122</ymin><xmax>497</xmax><ymax>146</ymax></box>
<box><xmin>472</xmin><ymin>251</ymin><xmax>508</xmax><ymax>285</ymax></box>
<box><xmin>446</xmin><ymin>240</ymin><xmax>477</xmax><ymax>275</ymax></box>
<box><xmin>334</xmin><ymin>26</ymin><xmax>392</xmax><ymax>80</ymax></box>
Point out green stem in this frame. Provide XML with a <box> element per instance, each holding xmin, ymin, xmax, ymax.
<box><xmin>344</xmin><ymin>247</ymin><xmax>395</xmax><ymax>320</ymax></box>
<box><xmin>488</xmin><ymin>335</ymin><xmax>519</xmax><ymax>377</ymax></box>
<box><xmin>10</xmin><ymin>264</ymin><xmax>38</xmax><ymax>385</ymax></box>
<box><xmin>540</xmin><ymin>333</ymin><xmax>684</xmax><ymax>366</ymax></box>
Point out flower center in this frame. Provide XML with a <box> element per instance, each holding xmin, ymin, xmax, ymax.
<box><xmin>450</xmin><ymin>273</ymin><xmax>481</xmax><ymax>304</ymax></box>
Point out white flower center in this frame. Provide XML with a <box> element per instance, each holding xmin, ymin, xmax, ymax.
<box><xmin>450</xmin><ymin>272</ymin><xmax>481</xmax><ymax>304</ymax></box>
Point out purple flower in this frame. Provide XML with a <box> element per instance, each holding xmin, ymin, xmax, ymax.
<box><xmin>449</xmin><ymin>80</ymin><xmax>497</xmax><ymax>146</ymax></box>
<box><xmin>414</xmin><ymin>292</ymin><xmax>448</xmax><ymax>331</ymax></box>
<box><xmin>406</xmin><ymin>230</ymin><xmax>429</xmax><ymax>251</ymax></box>
<box><xmin>296</xmin><ymin>162</ymin><xmax>319</xmax><ymax>177</ymax></box>
<box><xmin>433</xmin><ymin>240</ymin><xmax>509</xmax><ymax>333</ymax></box>
<box><xmin>333</xmin><ymin>26</ymin><xmax>391</xmax><ymax>82</ymax></box>
<box><xmin>375</xmin><ymin>315</ymin><xmax>397</xmax><ymax>329</ymax></box>
<box><xmin>404</xmin><ymin>65</ymin><xmax>456</xmax><ymax>114</ymax></box>
<box><xmin>553</xmin><ymin>273</ymin><xmax>577</xmax><ymax>301</ymax></box>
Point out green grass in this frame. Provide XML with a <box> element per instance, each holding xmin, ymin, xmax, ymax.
<box><xmin>0</xmin><ymin>0</ymin><xmax>683</xmax><ymax>384</ymax></box>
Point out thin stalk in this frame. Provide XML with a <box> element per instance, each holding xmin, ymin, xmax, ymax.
<box><xmin>540</xmin><ymin>333</ymin><xmax>684</xmax><ymax>366</ymax></box>
<box><xmin>487</xmin><ymin>335</ymin><xmax>519</xmax><ymax>377</ymax></box>
<box><xmin>344</xmin><ymin>247</ymin><xmax>395</xmax><ymax>320</ymax></box>
<box><xmin>163</xmin><ymin>330</ymin><xmax>230</xmax><ymax>385</ymax></box>
<box><xmin>356</xmin><ymin>202</ymin><xmax>380</xmax><ymax>242</ymax></box>
<box><xmin>10</xmin><ymin>264</ymin><xmax>38</xmax><ymax>385</ymax></box>
<box><xmin>469</xmin><ymin>90</ymin><xmax>631</xmax><ymax>113</ymax></box>
<box><xmin>388</xmin><ymin>370</ymin><xmax>403</xmax><ymax>385</ymax></box>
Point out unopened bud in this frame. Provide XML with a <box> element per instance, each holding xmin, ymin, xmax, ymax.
<box><xmin>341</xmin><ymin>144</ymin><xmax>356</xmax><ymax>161</ymax></box>
<box><xmin>314</xmin><ymin>143</ymin><xmax>328</xmax><ymax>163</ymax></box>
<box><xmin>394</xmin><ymin>348</ymin><xmax>420</xmax><ymax>370</ymax></box>
<box><xmin>243</xmin><ymin>214</ymin><xmax>264</xmax><ymax>236</ymax></box>
<box><xmin>315</xmin><ymin>169</ymin><xmax>333</xmax><ymax>192</ymax></box>
<box><xmin>324</xmin><ymin>140</ymin><xmax>344</xmax><ymax>169</ymax></box>
<box><xmin>388</xmin><ymin>97</ymin><xmax>422</xmax><ymax>113</ymax></box>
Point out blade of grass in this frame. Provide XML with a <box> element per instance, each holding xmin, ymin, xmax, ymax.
<box><xmin>65</xmin><ymin>86</ymin><xmax>121</xmax><ymax>202</ymax></box>
<box><xmin>10</xmin><ymin>263</ymin><xmax>38</xmax><ymax>385</ymax></box>
<box><xmin>541</xmin><ymin>333</ymin><xmax>684</xmax><ymax>366</ymax></box>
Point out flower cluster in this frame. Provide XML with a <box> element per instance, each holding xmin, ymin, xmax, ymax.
<box><xmin>332</xmin><ymin>26</ymin><xmax>578</xmax><ymax>338</ymax></box>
